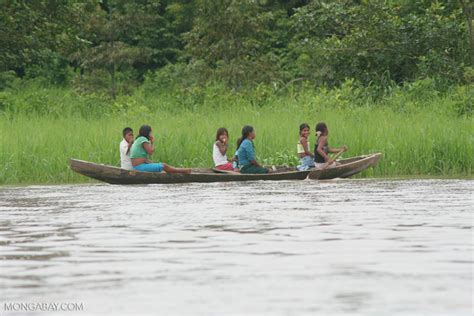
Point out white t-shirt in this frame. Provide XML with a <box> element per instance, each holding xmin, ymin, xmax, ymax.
<box><xmin>120</xmin><ymin>139</ymin><xmax>133</xmax><ymax>170</ymax></box>
<box><xmin>213</xmin><ymin>143</ymin><xmax>229</xmax><ymax>166</ymax></box>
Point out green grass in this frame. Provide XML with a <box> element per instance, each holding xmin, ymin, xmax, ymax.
<box><xmin>0</xmin><ymin>82</ymin><xmax>472</xmax><ymax>184</ymax></box>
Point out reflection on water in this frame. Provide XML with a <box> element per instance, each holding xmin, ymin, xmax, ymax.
<box><xmin>0</xmin><ymin>179</ymin><xmax>472</xmax><ymax>315</ymax></box>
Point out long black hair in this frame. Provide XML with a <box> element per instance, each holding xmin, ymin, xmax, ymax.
<box><xmin>138</xmin><ymin>125</ymin><xmax>152</xmax><ymax>140</ymax></box>
<box><xmin>236</xmin><ymin>125</ymin><xmax>254</xmax><ymax>149</ymax></box>
<box><xmin>315</xmin><ymin>122</ymin><xmax>328</xmax><ymax>136</ymax></box>
<box><xmin>215</xmin><ymin>127</ymin><xmax>229</xmax><ymax>141</ymax></box>
<box><xmin>299</xmin><ymin>123</ymin><xmax>310</xmax><ymax>135</ymax></box>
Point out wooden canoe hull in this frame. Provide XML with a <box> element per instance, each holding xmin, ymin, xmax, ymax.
<box><xmin>69</xmin><ymin>159</ymin><xmax>310</xmax><ymax>184</ymax></box>
<box><xmin>308</xmin><ymin>153</ymin><xmax>382</xmax><ymax>180</ymax></box>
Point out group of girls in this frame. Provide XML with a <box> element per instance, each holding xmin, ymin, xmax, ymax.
<box><xmin>120</xmin><ymin>123</ymin><xmax>347</xmax><ymax>174</ymax></box>
<box><xmin>120</xmin><ymin>125</ymin><xmax>191</xmax><ymax>174</ymax></box>
<box><xmin>296</xmin><ymin>122</ymin><xmax>347</xmax><ymax>171</ymax></box>
<box><xmin>213</xmin><ymin>125</ymin><xmax>272</xmax><ymax>174</ymax></box>
<box><xmin>212</xmin><ymin>123</ymin><xmax>347</xmax><ymax>173</ymax></box>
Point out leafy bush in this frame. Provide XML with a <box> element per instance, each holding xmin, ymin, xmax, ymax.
<box><xmin>0</xmin><ymin>71</ymin><xmax>19</xmax><ymax>90</ymax></box>
<box><xmin>452</xmin><ymin>85</ymin><xmax>473</xmax><ymax>117</ymax></box>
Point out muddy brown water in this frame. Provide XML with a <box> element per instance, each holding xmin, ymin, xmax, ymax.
<box><xmin>0</xmin><ymin>179</ymin><xmax>472</xmax><ymax>315</ymax></box>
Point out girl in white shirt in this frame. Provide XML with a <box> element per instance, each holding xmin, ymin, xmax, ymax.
<box><xmin>213</xmin><ymin>127</ymin><xmax>234</xmax><ymax>170</ymax></box>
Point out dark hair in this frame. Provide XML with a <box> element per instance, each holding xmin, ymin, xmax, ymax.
<box><xmin>138</xmin><ymin>125</ymin><xmax>152</xmax><ymax>140</ymax></box>
<box><xmin>299</xmin><ymin>123</ymin><xmax>310</xmax><ymax>135</ymax></box>
<box><xmin>216</xmin><ymin>127</ymin><xmax>229</xmax><ymax>141</ymax></box>
<box><xmin>122</xmin><ymin>127</ymin><xmax>133</xmax><ymax>137</ymax></box>
<box><xmin>236</xmin><ymin>125</ymin><xmax>254</xmax><ymax>149</ymax></box>
<box><xmin>315</xmin><ymin>122</ymin><xmax>328</xmax><ymax>135</ymax></box>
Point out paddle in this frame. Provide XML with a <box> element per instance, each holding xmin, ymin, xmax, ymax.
<box><xmin>322</xmin><ymin>149</ymin><xmax>345</xmax><ymax>169</ymax></box>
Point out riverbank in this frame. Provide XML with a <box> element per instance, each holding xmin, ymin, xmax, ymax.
<box><xmin>0</xmin><ymin>82</ymin><xmax>472</xmax><ymax>184</ymax></box>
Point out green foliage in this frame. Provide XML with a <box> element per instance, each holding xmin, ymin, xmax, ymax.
<box><xmin>24</xmin><ymin>50</ymin><xmax>73</xmax><ymax>86</ymax></box>
<box><xmin>0</xmin><ymin>71</ymin><xmax>19</xmax><ymax>90</ymax></box>
<box><xmin>451</xmin><ymin>85</ymin><xmax>473</xmax><ymax>117</ymax></box>
<box><xmin>0</xmin><ymin>1</ymin><xmax>471</xmax><ymax>185</ymax></box>
<box><xmin>0</xmin><ymin>81</ymin><xmax>472</xmax><ymax>184</ymax></box>
<box><xmin>0</xmin><ymin>81</ymin><xmax>110</xmax><ymax>118</ymax></box>
<box><xmin>72</xmin><ymin>1</ymin><xmax>156</xmax><ymax>98</ymax></box>
<box><xmin>288</xmin><ymin>1</ymin><xmax>468</xmax><ymax>87</ymax></box>
<box><xmin>0</xmin><ymin>1</ymin><xmax>88</xmax><ymax>82</ymax></box>
<box><xmin>0</xmin><ymin>0</ymin><xmax>470</xmax><ymax>93</ymax></box>
<box><xmin>183</xmin><ymin>0</ymin><xmax>289</xmax><ymax>88</ymax></box>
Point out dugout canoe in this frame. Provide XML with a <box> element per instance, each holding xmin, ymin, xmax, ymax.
<box><xmin>69</xmin><ymin>159</ymin><xmax>310</xmax><ymax>184</ymax></box>
<box><xmin>308</xmin><ymin>153</ymin><xmax>382</xmax><ymax>180</ymax></box>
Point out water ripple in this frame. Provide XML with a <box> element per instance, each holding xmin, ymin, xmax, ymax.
<box><xmin>0</xmin><ymin>179</ymin><xmax>472</xmax><ymax>315</ymax></box>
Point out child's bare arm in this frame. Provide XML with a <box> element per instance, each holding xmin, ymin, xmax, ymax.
<box><xmin>143</xmin><ymin>142</ymin><xmax>154</xmax><ymax>155</ymax></box>
<box><xmin>216</xmin><ymin>141</ymin><xmax>227</xmax><ymax>155</ymax></box>
<box><xmin>300</xmin><ymin>137</ymin><xmax>313</xmax><ymax>157</ymax></box>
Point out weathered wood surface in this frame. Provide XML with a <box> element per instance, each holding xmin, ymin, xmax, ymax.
<box><xmin>308</xmin><ymin>153</ymin><xmax>382</xmax><ymax>180</ymax></box>
<box><xmin>69</xmin><ymin>159</ymin><xmax>310</xmax><ymax>184</ymax></box>
<box><xmin>70</xmin><ymin>153</ymin><xmax>381</xmax><ymax>184</ymax></box>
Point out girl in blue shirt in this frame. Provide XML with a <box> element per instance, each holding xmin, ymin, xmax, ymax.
<box><xmin>236</xmin><ymin>125</ymin><xmax>271</xmax><ymax>174</ymax></box>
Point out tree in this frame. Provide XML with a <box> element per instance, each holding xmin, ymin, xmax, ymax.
<box><xmin>460</xmin><ymin>0</ymin><xmax>474</xmax><ymax>66</ymax></box>
<box><xmin>183</xmin><ymin>0</ymin><xmax>289</xmax><ymax>88</ymax></box>
<box><xmin>74</xmin><ymin>0</ymin><xmax>159</xmax><ymax>98</ymax></box>
<box><xmin>288</xmin><ymin>0</ymin><xmax>467</xmax><ymax>87</ymax></box>
<box><xmin>0</xmin><ymin>0</ymin><xmax>88</xmax><ymax>84</ymax></box>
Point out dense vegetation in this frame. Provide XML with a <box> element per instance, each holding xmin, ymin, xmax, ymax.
<box><xmin>0</xmin><ymin>80</ymin><xmax>471</xmax><ymax>184</ymax></box>
<box><xmin>0</xmin><ymin>0</ymin><xmax>472</xmax><ymax>184</ymax></box>
<box><xmin>1</xmin><ymin>0</ymin><xmax>472</xmax><ymax>92</ymax></box>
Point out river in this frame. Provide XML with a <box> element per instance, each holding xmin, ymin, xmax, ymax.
<box><xmin>0</xmin><ymin>179</ymin><xmax>472</xmax><ymax>315</ymax></box>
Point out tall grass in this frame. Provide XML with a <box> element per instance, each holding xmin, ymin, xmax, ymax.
<box><xmin>0</xmin><ymin>80</ymin><xmax>472</xmax><ymax>184</ymax></box>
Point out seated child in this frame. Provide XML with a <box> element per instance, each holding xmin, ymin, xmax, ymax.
<box><xmin>297</xmin><ymin>123</ymin><xmax>315</xmax><ymax>171</ymax></box>
<box><xmin>213</xmin><ymin>127</ymin><xmax>234</xmax><ymax>170</ymax></box>
<box><xmin>120</xmin><ymin>127</ymin><xmax>134</xmax><ymax>170</ymax></box>
<box><xmin>130</xmin><ymin>125</ymin><xmax>191</xmax><ymax>174</ymax></box>
<box><xmin>236</xmin><ymin>125</ymin><xmax>271</xmax><ymax>174</ymax></box>
<box><xmin>314</xmin><ymin>122</ymin><xmax>348</xmax><ymax>169</ymax></box>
